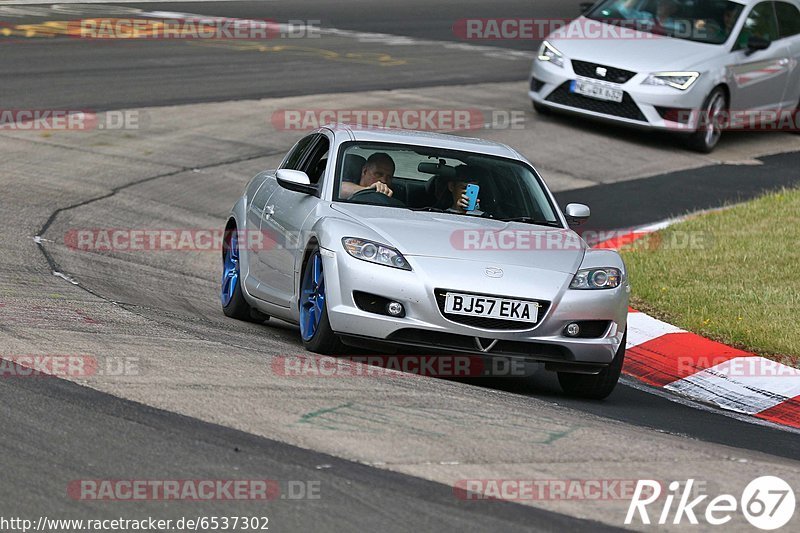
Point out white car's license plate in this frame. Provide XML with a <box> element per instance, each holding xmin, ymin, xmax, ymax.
<box><xmin>570</xmin><ymin>79</ymin><xmax>623</xmax><ymax>103</ymax></box>
<box><xmin>444</xmin><ymin>293</ymin><xmax>539</xmax><ymax>323</ymax></box>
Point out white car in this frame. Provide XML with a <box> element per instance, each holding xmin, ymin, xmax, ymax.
<box><xmin>530</xmin><ymin>0</ymin><xmax>800</xmax><ymax>151</ymax></box>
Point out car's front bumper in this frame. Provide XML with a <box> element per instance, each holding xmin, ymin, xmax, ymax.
<box><xmin>321</xmin><ymin>247</ymin><xmax>629</xmax><ymax>367</ymax></box>
<box><xmin>530</xmin><ymin>57</ymin><xmax>711</xmax><ymax>132</ymax></box>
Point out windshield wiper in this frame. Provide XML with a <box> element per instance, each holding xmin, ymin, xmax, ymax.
<box><xmin>497</xmin><ymin>216</ymin><xmax>562</xmax><ymax>227</ymax></box>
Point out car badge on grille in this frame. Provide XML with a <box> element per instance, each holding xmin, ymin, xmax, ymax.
<box><xmin>484</xmin><ymin>267</ymin><xmax>503</xmax><ymax>278</ymax></box>
<box><xmin>596</xmin><ymin>66</ymin><xmax>607</xmax><ymax>77</ymax></box>
<box><xmin>474</xmin><ymin>338</ymin><xmax>499</xmax><ymax>353</ymax></box>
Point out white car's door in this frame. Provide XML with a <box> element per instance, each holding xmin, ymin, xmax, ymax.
<box><xmin>258</xmin><ymin>132</ymin><xmax>330</xmax><ymax>308</ymax></box>
<box><xmin>728</xmin><ymin>1</ymin><xmax>793</xmax><ymax>113</ymax></box>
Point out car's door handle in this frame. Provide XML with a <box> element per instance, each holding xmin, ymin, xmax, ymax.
<box><xmin>265</xmin><ymin>205</ymin><xmax>275</xmax><ymax>214</ymax></box>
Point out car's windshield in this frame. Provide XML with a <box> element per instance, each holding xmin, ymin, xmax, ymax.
<box><xmin>585</xmin><ymin>0</ymin><xmax>745</xmax><ymax>44</ymax></box>
<box><xmin>334</xmin><ymin>141</ymin><xmax>561</xmax><ymax>227</ymax></box>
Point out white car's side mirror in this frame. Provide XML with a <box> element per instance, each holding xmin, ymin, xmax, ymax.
<box><xmin>565</xmin><ymin>203</ymin><xmax>590</xmax><ymax>226</ymax></box>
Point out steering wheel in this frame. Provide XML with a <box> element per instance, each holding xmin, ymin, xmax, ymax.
<box><xmin>348</xmin><ymin>188</ymin><xmax>406</xmax><ymax>207</ymax></box>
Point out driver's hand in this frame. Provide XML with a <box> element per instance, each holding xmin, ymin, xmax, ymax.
<box><xmin>368</xmin><ymin>181</ymin><xmax>393</xmax><ymax>197</ymax></box>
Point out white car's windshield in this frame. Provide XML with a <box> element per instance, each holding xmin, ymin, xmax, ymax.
<box><xmin>585</xmin><ymin>0</ymin><xmax>745</xmax><ymax>44</ymax></box>
<box><xmin>334</xmin><ymin>142</ymin><xmax>562</xmax><ymax>227</ymax></box>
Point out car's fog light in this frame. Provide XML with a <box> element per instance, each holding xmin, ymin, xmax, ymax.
<box><xmin>386</xmin><ymin>302</ymin><xmax>404</xmax><ymax>316</ymax></box>
<box><xmin>565</xmin><ymin>323</ymin><xmax>580</xmax><ymax>337</ymax></box>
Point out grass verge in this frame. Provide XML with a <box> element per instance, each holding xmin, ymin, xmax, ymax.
<box><xmin>620</xmin><ymin>187</ymin><xmax>800</xmax><ymax>364</ymax></box>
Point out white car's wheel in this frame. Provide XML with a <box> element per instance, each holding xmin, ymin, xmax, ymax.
<box><xmin>558</xmin><ymin>332</ymin><xmax>625</xmax><ymax>399</ymax></box>
<box><xmin>687</xmin><ymin>88</ymin><xmax>727</xmax><ymax>153</ymax></box>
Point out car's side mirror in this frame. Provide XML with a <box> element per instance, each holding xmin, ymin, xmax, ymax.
<box><xmin>565</xmin><ymin>203</ymin><xmax>590</xmax><ymax>226</ymax></box>
<box><xmin>276</xmin><ymin>169</ymin><xmax>316</xmax><ymax>195</ymax></box>
<box><xmin>579</xmin><ymin>2</ymin><xmax>595</xmax><ymax>14</ymax></box>
<box><xmin>745</xmin><ymin>35</ymin><xmax>771</xmax><ymax>55</ymax></box>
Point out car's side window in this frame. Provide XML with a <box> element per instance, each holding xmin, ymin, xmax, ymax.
<box><xmin>299</xmin><ymin>135</ymin><xmax>331</xmax><ymax>188</ymax></box>
<box><xmin>281</xmin><ymin>134</ymin><xmax>317</xmax><ymax>170</ymax></box>
<box><xmin>734</xmin><ymin>1</ymin><xmax>780</xmax><ymax>49</ymax></box>
<box><xmin>775</xmin><ymin>1</ymin><xmax>800</xmax><ymax>37</ymax></box>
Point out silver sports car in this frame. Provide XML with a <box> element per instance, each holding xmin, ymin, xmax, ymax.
<box><xmin>222</xmin><ymin>125</ymin><xmax>629</xmax><ymax>398</ymax></box>
<box><xmin>530</xmin><ymin>0</ymin><xmax>800</xmax><ymax>152</ymax></box>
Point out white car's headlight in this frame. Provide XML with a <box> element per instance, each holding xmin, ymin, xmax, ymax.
<box><xmin>642</xmin><ymin>72</ymin><xmax>700</xmax><ymax>90</ymax></box>
<box><xmin>537</xmin><ymin>40</ymin><xmax>565</xmax><ymax>68</ymax></box>
<box><xmin>342</xmin><ymin>237</ymin><xmax>411</xmax><ymax>270</ymax></box>
<box><xmin>570</xmin><ymin>268</ymin><xmax>622</xmax><ymax>290</ymax></box>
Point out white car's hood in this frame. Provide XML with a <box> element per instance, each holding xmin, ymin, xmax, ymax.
<box><xmin>549</xmin><ymin>17</ymin><xmax>721</xmax><ymax>73</ymax></box>
<box><xmin>331</xmin><ymin>203</ymin><xmax>586</xmax><ymax>274</ymax></box>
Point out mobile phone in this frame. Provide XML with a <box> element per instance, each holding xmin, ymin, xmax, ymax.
<box><xmin>464</xmin><ymin>184</ymin><xmax>480</xmax><ymax>211</ymax></box>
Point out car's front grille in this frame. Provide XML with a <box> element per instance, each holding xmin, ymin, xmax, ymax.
<box><xmin>434</xmin><ymin>289</ymin><xmax>550</xmax><ymax>331</ymax></box>
<box><xmin>571</xmin><ymin>60</ymin><xmax>636</xmax><ymax>84</ymax></box>
<box><xmin>386</xmin><ymin>329</ymin><xmax>571</xmax><ymax>359</ymax></box>
<box><xmin>546</xmin><ymin>82</ymin><xmax>647</xmax><ymax>121</ymax></box>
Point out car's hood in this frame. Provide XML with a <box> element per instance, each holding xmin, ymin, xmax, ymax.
<box><xmin>549</xmin><ymin>17</ymin><xmax>721</xmax><ymax>73</ymax></box>
<box><xmin>331</xmin><ymin>203</ymin><xmax>585</xmax><ymax>274</ymax></box>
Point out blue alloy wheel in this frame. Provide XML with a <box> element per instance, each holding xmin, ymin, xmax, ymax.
<box><xmin>221</xmin><ymin>229</ymin><xmax>239</xmax><ymax>307</ymax></box>
<box><xmin>300</xmin><ymin>252</ymin><xmax>325</xmax><ymax>341</ymax></box>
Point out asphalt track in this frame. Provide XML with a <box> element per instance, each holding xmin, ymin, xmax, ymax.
<box><xmin>2</xmin><ymin>1</ymin><xmax>800</xmax><ymax>531</ymax></box>
<box><xmin>0</xmin><ymin>0</ymin><xmax>547</xmax><ymax>109</ymax></box>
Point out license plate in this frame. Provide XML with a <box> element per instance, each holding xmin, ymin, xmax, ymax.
<box><xmin>444</xmin><ymin>293</ymin><xmax>539</xmax><ymax>323</ymax></box>
<box><xmin>570</xmin><ymin>79</ymin><xmax>623</xmax><ymax>103</ymax></box>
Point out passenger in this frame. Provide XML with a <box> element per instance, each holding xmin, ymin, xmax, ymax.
<box><xmin>340</xmin><ymin>152</ymin><xmax>395</xmax><ymax>199</ymax></box>
<box><xmin>443</xmin><ymin>165</ymin><xmax>486</xmax><ymax>214</ymax></box>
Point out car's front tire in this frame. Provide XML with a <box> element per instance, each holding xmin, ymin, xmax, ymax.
<box><xmin>558</xmin><ymin>332</ymin><xmax>626</xmax><ymax>399</ymax></box>
<box><xmin>221</xmin><ymin>225</ymin><xmax>268</xmax><ymax>323</ymax></box>
<box><xmin>686</xmin><ymin>87</ymin><xmax>727</xmax><ymax>153</ymax></box>
<box><xmin>299</xmin><ymin>247</ymin><xmax>343</xmax><ymax>354</ymax></box>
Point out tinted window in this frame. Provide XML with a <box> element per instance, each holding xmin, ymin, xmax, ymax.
<box><xmin>775</xmin><ymin>1</ymin><xmax>800</xmax><ymax>37</ymax></box>
<box><xmin>735</xmin><ymin>1</ymin><xmax>779</xmax><ymax>48</ymax></box>
<box><xmin>281</xmin><ymin>134</ymin><xmax>317</xmax><ymax>170</ymax></box>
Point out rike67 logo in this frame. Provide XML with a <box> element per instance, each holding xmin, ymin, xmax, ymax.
<box><xmin>626</xmin><ymin>477</ymin><xmax>795</xmax><ymax>530</ymax></box>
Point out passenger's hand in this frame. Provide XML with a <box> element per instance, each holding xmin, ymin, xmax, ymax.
<box><xmin>368</xmin><ymin>181</ymin><xmax>393</xmax><ymax>197</ymax></box>
<box><xmin>458</xmin><ymin>193</ymin><xmax>479</xmax><ymax>211</ymax></box>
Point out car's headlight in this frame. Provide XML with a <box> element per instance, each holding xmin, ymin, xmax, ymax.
<box><xmin>342</xmin><ymin>237</ymin><xmax>411</xmax><ymax>270</ymax></box>
<box><xmin>642</xmin><ymin>72</ymin><xmax>700</xmax><ymax>90</ymax></box>
<box><xmin>537</xmin><ymin>40</ymin><xmax>565</xmax><ymax>68</ymax></box>
<box><xmin>570</xmin><ymin>268</ymin><xmax>622</xmax><ymax>290</ymax></box>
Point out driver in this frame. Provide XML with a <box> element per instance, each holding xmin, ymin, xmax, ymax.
<box><xmin>340</xmin><ymin>152</ymin><xmax>395</xmax><ymax>199</ymax></box>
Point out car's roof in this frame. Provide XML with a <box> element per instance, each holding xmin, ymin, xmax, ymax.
<box><xmin>323</xmin><ymin>123</ymin><xmax>524</xmax><ymax>160</ymax></box>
